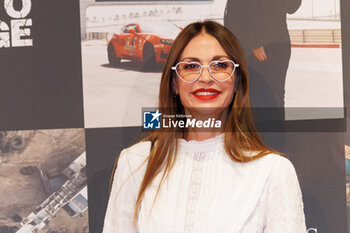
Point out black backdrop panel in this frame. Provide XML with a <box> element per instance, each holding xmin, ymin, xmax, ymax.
<box><xmin>286</xmin><ymin>131</ymin><xmax>346</xmax><ymax>232</ymax></box>
<box><xmin>86</xmin><ymin>127</ymin><xmax>145</xmax><ymax>233</ymax></box>
<box><xmin>342</xmin><ymin>0</ymin><xmax>350</xmax><ymax>144</ymax></box>
<box><xmin>341</xmin><ymin>0</ymin><xmax>350</xmax><ymax>228</ymax></box>
<box><xmin>0</xmin><ymin>0</ymin><xmax>84</xmax><ymax>130</ymax></box>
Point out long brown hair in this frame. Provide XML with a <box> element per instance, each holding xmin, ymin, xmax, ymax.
<box><xmin>120</xmin><ymin>20</ymin><xmax>279</xmax><ymax>223</ymax></box>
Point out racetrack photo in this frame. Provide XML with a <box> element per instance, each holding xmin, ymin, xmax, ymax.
<box><xmin>81</xmin><ymin>0</ymin><xmax>343</xmax><ymax>128</ymax></box>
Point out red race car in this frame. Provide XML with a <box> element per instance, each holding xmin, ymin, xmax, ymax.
<box><xmin>107</xmin><ymin>21</ymin><xmax>182</xmax><ymax>67</ymax></box>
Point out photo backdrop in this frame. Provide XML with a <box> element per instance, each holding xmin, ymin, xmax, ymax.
<box><xmin>0</xmin><ymin>129</ymin><xmax>88</xmax><ymax>233</ymax></box>
<box><xmin>81</xmin><ymin>0</ymin><xmax>348</xmax><ymax>232</ymax></box>
<box><xmin>0</xmin><ymin>0</ymin><xmax>86</xmax><ymax>232</ymax></box>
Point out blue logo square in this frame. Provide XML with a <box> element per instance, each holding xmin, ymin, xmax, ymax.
<box><xmin>143</xmin><ymin>110</ymin><xmax>161</xmax><ymax>129</ymax></box>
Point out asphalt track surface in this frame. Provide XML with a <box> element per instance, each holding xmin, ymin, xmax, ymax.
<box><xmin>82</xmin><ymin>42</ymin><xmax>343</xmax><ymax>128</ymax></box>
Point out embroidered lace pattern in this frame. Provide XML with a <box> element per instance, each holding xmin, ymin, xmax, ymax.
<box><xmin>184</xmin><ymin>152</ymin><xmax>206</xmax><ymax>233</ymax></box>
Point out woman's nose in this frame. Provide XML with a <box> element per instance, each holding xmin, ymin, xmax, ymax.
<box><xmin>198</xmin><ymin>66</ymin><xmax>213</xmax><ymax>83</ymax></box>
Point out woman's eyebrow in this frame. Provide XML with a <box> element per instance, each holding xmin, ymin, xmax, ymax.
<box><xmin>180</xmin><ymin>57</ymin><xmax>200</xmax><ymax>62</ymax></box>
<box><xmin>180</xmin><ymin>55</ymin><xmax>230</xmax><ymax>62</ymax></box>
<box><xmin>212</xmin><ymin>55</ymin><xmax>230</xmax><ymax>60</ymax></box>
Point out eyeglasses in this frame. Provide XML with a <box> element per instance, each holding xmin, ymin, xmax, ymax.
<box><xmin>171</xmin><ymin>60</ymin><xmax>239</xmax><ymax>83</ymax></box>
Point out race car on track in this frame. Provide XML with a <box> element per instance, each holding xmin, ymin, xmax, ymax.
<box><xmin>107</xmin><ymin>21</ymin><xmax>182</xmax><ymax>67</ymax></box>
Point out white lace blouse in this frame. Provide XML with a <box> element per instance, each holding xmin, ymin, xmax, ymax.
<box><xmin>103</xmin><ymin>135</ymin><xmax>306</xmax><ymax>233</ymax></box>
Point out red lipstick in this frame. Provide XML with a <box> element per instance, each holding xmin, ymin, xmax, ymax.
<box><xmin>192</xmin><ymin>88</ymin><xmax>221</xmax><ymax>101</ymax></box>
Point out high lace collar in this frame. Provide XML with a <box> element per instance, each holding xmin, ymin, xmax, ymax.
<box><xmin>177</xmin><ymin>134</ymin><xmax>224</xmax><ymax>153</ymax></box>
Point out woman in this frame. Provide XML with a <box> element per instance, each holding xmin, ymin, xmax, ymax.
<box><xmin>103</xmin><ymin>21</ymin><xmax>306</xmax><ymax>233</ymax></box>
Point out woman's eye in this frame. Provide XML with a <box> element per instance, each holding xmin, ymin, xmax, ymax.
<box><xmin>184</xmin><ymin>63</ymin><xmax>200</xmax><ymax>69</ymax></box>
<box><xmin>214</xmin><ymin>61</ymin><xmax>228</xmax><ymax>68</ymax></box>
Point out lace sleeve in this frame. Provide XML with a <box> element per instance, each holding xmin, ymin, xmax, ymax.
<box><xmin>102</xmin><ymin>149</ymin><xmax>139</xmax><ymax>233</ymax></box>
<box><xmin>264</xmin><ymin>156</ymin><xmax>307</xmax><ymax>233</ymax></box>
